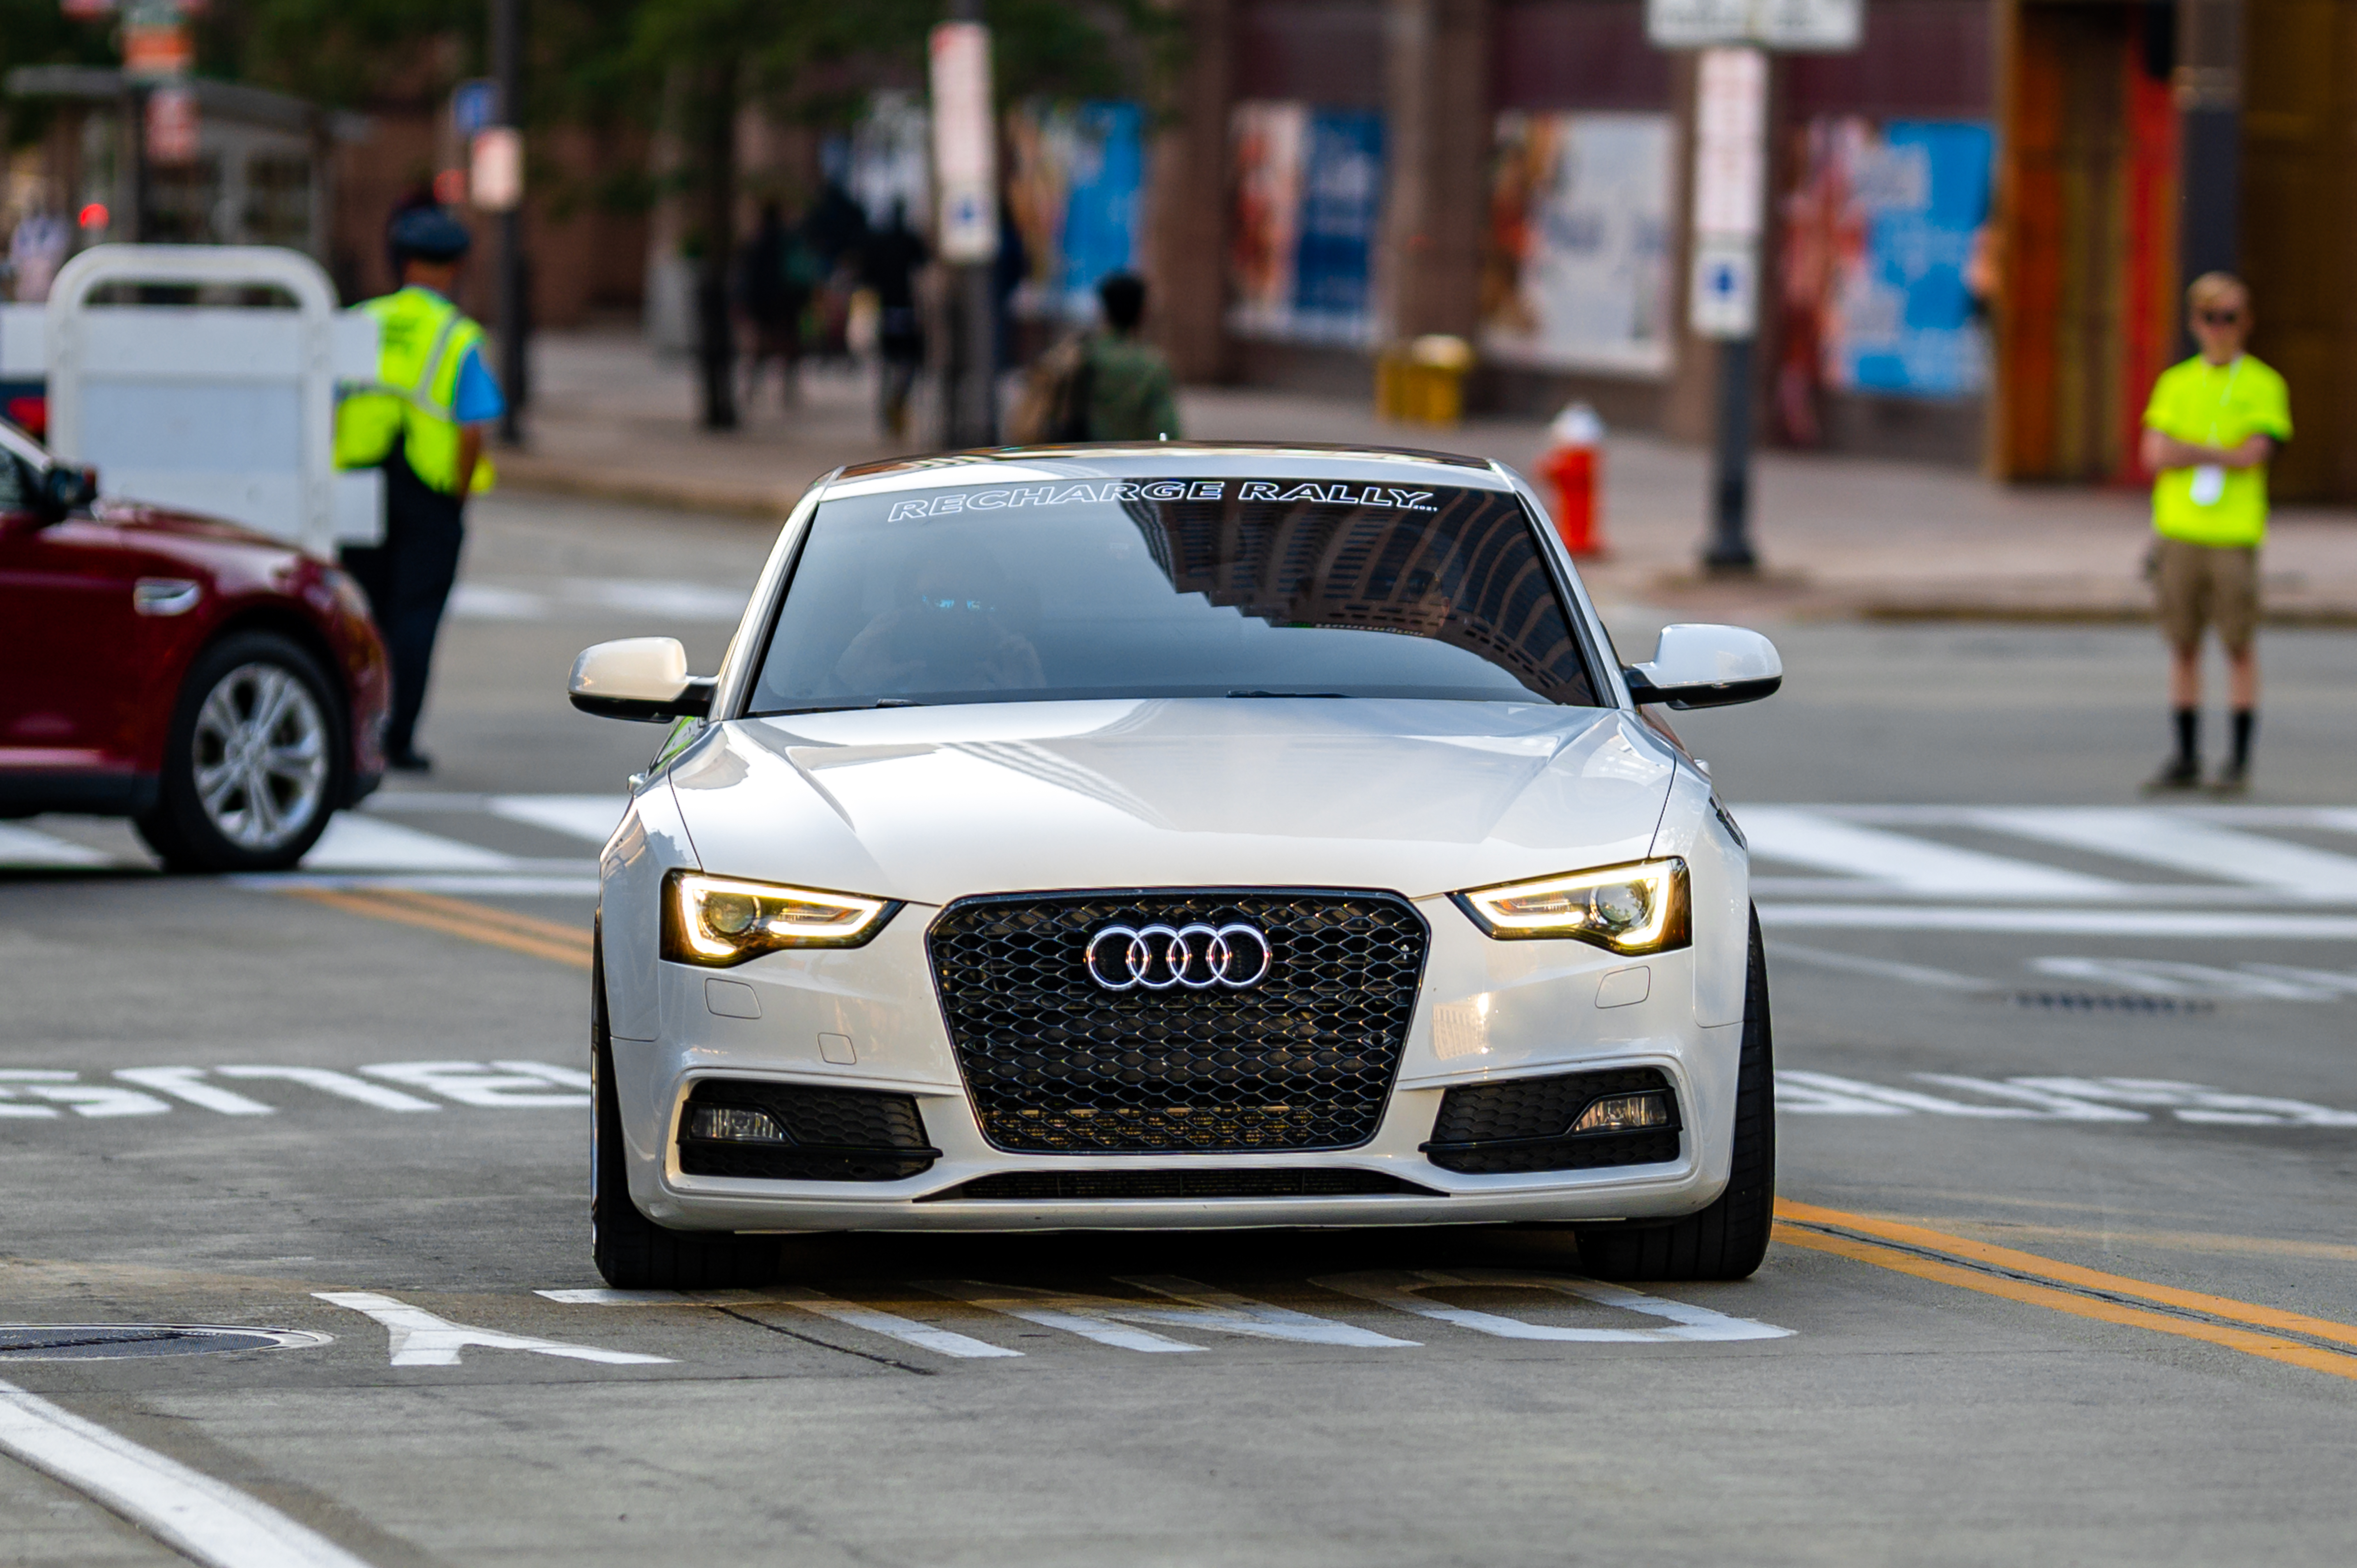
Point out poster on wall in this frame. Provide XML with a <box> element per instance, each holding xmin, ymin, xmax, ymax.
<box><xmin>1780</xmin><ymin>117</ymin><xmax>1994</xmax><ymax>410</ymax></box>
<box><xmin>1481</xmin><ymin>111</ymin><xmax>1675</xmax><ymax>376</ymax></box>
<box><xmin>1227</xmin><ymin>102</ymin><xmax>1385</xmax><ymax>345</ymax></box>
<box><xmin>1007</xmin><ymin>101</ymin><xmax>1147</xmax><ymax>322</ymax></box>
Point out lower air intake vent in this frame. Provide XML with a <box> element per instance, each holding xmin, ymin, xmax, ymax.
<box><xmin>922</xmin><ymin>1168</ymin><xmax>1442</xmax><ymax>1201</ymax></box>
<box><xmin>1424</xmin><ymin>1067</ymin><xmax>1682</xmax><ymax>1175</ymax></box>
<box><xmin>678</xmin><ymin>1079</ymin><xmax>938</xmax><ymax>1181</ymax></box>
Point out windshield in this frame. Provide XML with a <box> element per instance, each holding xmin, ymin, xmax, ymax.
<box><xmin>747</xmin><ymin>476</ymin><xmax>1600</xmax><ymax>713</ymax></box>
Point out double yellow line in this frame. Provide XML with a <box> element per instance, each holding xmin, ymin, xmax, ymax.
<box><xmin>285</xmin><ymin>883</ymin><xmax>2357</xmax><ymax>1381</ymax></box>
<box><xmin>1777</xmin><ymin>1199</ymin><xmax>2357</xmax><ymax>1381</ymax></box>
<box><xmin>283</xmin><ymin>885</ymin><xmax>592</xmax><ymax>969</ymax></box>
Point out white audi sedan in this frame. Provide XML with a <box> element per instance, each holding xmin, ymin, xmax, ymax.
<box><xmin>571</xmin><ymin>444</ymin><xmax>1781</xmax><ymax>1289</ymax></box>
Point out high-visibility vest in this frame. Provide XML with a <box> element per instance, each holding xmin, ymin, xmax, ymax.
<box><xmin>333</xmin><ymin>285</ymin><xmax>496</xmax><ymax>496</ymax></box>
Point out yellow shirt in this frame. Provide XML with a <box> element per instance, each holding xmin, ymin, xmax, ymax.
<box><xmin>2142</xmin><ymin>353</ymin><xmax>2291</xmax><ymax>547</ymax></box>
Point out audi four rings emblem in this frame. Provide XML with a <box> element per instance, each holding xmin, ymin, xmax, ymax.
<box><xmin>1085</xmin><ymin>922</ymin><xmax>1273</xmax><ymax>991</ymax></box>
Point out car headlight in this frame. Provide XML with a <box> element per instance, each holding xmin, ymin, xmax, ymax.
<box><xmin>661</xmin><ymin>870</ymin><xmax>898</xmax><ymax>966</ymax></box>
<box><xmin>1451</xmin><ymin>858</ymin><xmax>1690</xmax><ymax>953</ymax></box>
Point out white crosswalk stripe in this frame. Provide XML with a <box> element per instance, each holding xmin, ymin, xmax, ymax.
<box><xmin>1970</xmin><ymin>807</ymin><xmax>2357</xmax><ymax>898</ymax></box>
<box><xmin>1740</xmin><ymin>807</ymin><xmax>2125</xmax><ymax>898</ymax></box>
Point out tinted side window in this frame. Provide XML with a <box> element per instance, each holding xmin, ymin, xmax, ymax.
<box><xmin>0</xmin><ymin>452</ymin><xmax>33</xmax><ymax>513</ymax></box>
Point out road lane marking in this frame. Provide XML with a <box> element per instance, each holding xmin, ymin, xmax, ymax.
<box><xmin>1737</xmin><ymin>808</ymin><xmax>2125</xmax><ymax>898</ymax></box>
<box><xmin>915</xmin><ymin>1282</ymin><xmax>1205</xmax><ymax>1353</ymax></box>
<box><xmin>1314</xmin><ymin>1270</ymin><xmax>1792</xmax><ymax>1342</ymax></box>
<box><xmin>1759</xmin><ymin>904</ymin><xmax>2357</xmax><ymax>938</ymax></box>
<box><xmin>0</xmin><ymin>1072</ymin><xmax>170</xmax><ymax>1117</ymax></box>
<box><xmin>1768</xmin><ymin>943</ymin><xmax>1995</xmax><ymax>991</ymax></box>
<box><xmin>1773</xmin><ymin>1200</ymin><xmax>2357</xmax><ymax>1380</ymax></box>
<box><xmin>282</xmin><ymin>885</ymin><xmax>592</xmax><ymax>968</ymax></box>
<box><xmin>214</xmin><ymin>1066</ymin><xmax>442</xmax><ymax>1112</ymax></box>
<box><xmin>113</xmin><ymin>1067</ymin><xmax>276</xmax><ymax>1116</ymax></box>
<box><xmin>313</xmin><ymin>1292</ymin><xmax>668</xmax><ymax>1367</ymax></box>
<box><xmin>359</xmin><ymin>1062</ymin><xmax>588</xmax><ymax>1107</ymax></box>
<box><xmin>535</xmin><ymin>1286</ymin><xmax>1023</xmax><ymax>1359</ymax></box>
<box><xmin>300</xmin><ymin>814</ymin><xmax>517</xmax><ymax>872</ymax></box>
<box><xmin>484</xmin><ymin>795</ymin><xmax>627</xmax><ymax>844</ymax></box>
<box><xmin>1776</xmin><ymin>1070</ymin><xmax>2137</xmax><ymax>1121</ymax></box>
<box><xmin>763</xmin><ymin>1286</ymin><xmax>1025</xmax><ymax>1358</ymax></box>
<box><xmin>0</xmin><ymin>824</ymin><xmax>111</xmax><ymax>867</ymax></box>
<box><xmin>1776</xmin><ymin>1070</ymin><xmax>2357</xmax><ymax>1127</ymax></box>
<box><xmin>1112</xmin><ymin>1276</ymin><xmax>1421</xmax><ymax>1347</ymax></box>
<box><xmin>0</xmin><ymin>1379</ymin><xmax>374</xmax><ymax>1568</ymax></box>
<box><xmin>1971</xmin><ymin>807</ymin><xmax>2357</xmax><ymax>899</ymax></box>
<box><xmin>2029</xmin><ymin>955</ymin><xmax>2343</xmax><ymax>1000</ymax></box>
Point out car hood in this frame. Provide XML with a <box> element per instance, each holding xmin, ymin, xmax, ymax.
<box><xmin>663</xmin><ymin>698</ymin><xmax>1679</xmax><ymax>905</ymax></box>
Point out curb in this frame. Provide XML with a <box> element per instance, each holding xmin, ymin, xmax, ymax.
<box><xmin>496</xmin><ymin>459</ymin><xmax>799</xmax><ymax>521</ymax></box>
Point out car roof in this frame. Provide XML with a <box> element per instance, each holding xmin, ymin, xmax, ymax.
<box><xmin>823</xmin><ymin>440</ymin><xmax>1514</xmax><ymax>499</ymax></box>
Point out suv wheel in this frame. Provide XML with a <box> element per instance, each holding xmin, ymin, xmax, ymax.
<box><xmin>136</xmin><ymin>630</ymin><xmax>342</xmax><ymax>873</ymax></box>
<box><xmin>1576</xmin><ymin>907</ymin><xmax>1777</xmax><ymax>1282</ymax></box>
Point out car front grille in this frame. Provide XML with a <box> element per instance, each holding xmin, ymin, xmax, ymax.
<box><xmin>928</xmin><ymin>889</ymin><xmax>1428</xmax><ymax>1154</ymax></box>
<box><xmin>1422</xmin><ymin>1066</ymin><xmax>1682</xmax><ymax>1174</ymax></box>
<box><xmin>677</xmin><ymin>1079</ymin><xmax>939</xmax><ymax>1181</ymax></box>
<box><xmin>921</xmin><ymin>1169</ymin><xmax>1443</xmax><ymax>1201</ymax></box>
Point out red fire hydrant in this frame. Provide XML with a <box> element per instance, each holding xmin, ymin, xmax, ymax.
<box><xmin>1539</xmin><ymin>403</ymin><xmax>1606</xmax><ymax>558</ymax></box>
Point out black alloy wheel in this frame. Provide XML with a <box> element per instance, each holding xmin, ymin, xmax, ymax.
<box><xmin>136</xmin><ymin>630</ymin><xmax>343</xmax><ymax>874</ymax></box>
<box><xmin>591</xmin><ymin>932</ymin><xmax>781</xmax><ymax>1290</ymax></box>
<box><xmin>1575</xmin><ymin>907</ymin><xmax>1776</xmax><ymax>1282</ymax></box>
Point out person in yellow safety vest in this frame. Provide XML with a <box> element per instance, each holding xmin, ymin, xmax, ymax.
<box><xmin>334</xmin><ymin>206</ymin><xmax>505</xmax><ymax>773</ymax></box>
<box><xmin>2138</xmin><ymin>272</ymin><xmax>2291</xmax><ymax>794</ymax></box>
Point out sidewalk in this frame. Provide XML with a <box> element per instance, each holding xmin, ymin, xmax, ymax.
<box><xmin>498</xmin><ymin>330</ymin><xmax>2357</xmax><ymax>624</ymax></box>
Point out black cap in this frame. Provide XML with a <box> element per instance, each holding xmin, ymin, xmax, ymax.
<box><xmin>389</xmin><ymin>206</ymin><xmax>472</xmax><ymax>263</ymax></box>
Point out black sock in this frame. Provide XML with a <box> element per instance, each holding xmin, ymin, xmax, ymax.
<box><xmin>2173</xmin><ymin>708</ymin><xmax>2198</xmax><ymax>767</ymax></box>
<box><xmin>2232</xmin><ymin>708</ymin><xmax>2256</xmax><ymax>770</ymax></box>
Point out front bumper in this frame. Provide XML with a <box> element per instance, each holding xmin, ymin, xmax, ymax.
<box><xmin>610</xmin><ymin>890</ymin><xmax>1742</xmax><ymax>1234</ymax></box>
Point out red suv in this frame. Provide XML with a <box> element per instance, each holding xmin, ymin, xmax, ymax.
<box><xmin>0</xmin><ymin>418</ymin><xmax>389</xmax><ymax>871</ymax></box>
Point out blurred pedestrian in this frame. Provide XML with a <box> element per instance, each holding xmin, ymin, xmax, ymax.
<box><xmin>7</xmin><ymin>207</ymin><xmax>69</xmax><ymax>303</ymax></box>
<box><xmin>1081</xmin><ymin>273</ymin><xmax>1178</xmax><ymax>441</ymax></box>
<box><xmin>333</xmin><ymin>207</ymin><xmax>505</xmax><ymax>774</ymax></box>
<box><xmin>2138</xmin><ymin>273</ymin><xmax>2291</xmax><ymax>793</ymax></box>
<box><xmin>737</xmin><ymin>200</ymin><xmax>807</xmax><ymax>408</ymax></box>
<box><xmin>861</xmin><ymin>201</ymin><xmax>928</xmax><ymax>440</ymax></box>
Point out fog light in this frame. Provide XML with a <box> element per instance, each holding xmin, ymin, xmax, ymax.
<box><xmin>1570</xmin><ymin>1091</ymin><xmax>1670</xmax><ymax>1135</ymax></box>
<box><xmin>689</xmin><ymin>1105</ymin><xmax>789</xmax><ymax>1143</ymax></box>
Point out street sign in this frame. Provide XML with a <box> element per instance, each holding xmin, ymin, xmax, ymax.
<box><xmin>452</xmin><ymin>79</ymin><xmax>498</xmax><ymax>139</ymax></box>
<box><xmin>1647</xmin><ymin>0</ymin><xmax>1861</xmax><ymax>50</ymax></box>
<box><xmin>470</xmin><ymin>127</ymin><xmax>523</xmax><ymax>212</ymax></box>
<box><xmin>929</xmin><ymin>20</ymin><xmax>998</xmax><ymax>264</ymax></box>
<box><xmin>1687</xmin><ymin>45</ymin><xmax>1766</xmax><ymax>338</ymax></box>
<box><xmin>144</xmin><ymin>83</ymin><xmax>198</xmax><ymax>165</ymax></box>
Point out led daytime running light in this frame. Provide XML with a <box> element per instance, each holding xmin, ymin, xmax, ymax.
<box><xmin>1453</xmin><ymin>858</ymin><xmax>1690</xmax><ymax>953</ymax></box>
<box><xmin>664</xmin><ymin>871</ymin><xmax>895</xmax><ymax>965</ymax></box>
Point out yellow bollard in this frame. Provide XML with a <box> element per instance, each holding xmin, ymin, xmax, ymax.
<box><xmin>1376</xmin><ymin>335</ymin><xmax>1474</xmax><ymax>426</ymax></box>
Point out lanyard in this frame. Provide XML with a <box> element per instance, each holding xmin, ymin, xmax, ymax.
<box><xmin>2203</xmin><ymin>356</ymin><xmax>2245</xmax><ymax>446</ymax></box>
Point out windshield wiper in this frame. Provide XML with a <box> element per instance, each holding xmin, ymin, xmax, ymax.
<box><xmin>1226</xmin><ymin>689</ymin><xmax>1350</xmax><ymax>699</ymax></box>
<box><xmin>756</xmin><ymin>699</ymin><xmax>926</xmax><ymax>716</ymax></box>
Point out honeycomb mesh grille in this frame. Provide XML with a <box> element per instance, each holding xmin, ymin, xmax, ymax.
<box><xmin>928</xmin><ymin>889</ymin><xmax>1429</xmax><ymax>1154</ymax></box>
<box><xmin>678</xmin><ymin>1079</ymin><xmax>936</xmax><ymax>1182</ymax></box>
<box><xmin>1425</xmin><ymin>1066</ymin><xmax>1681</xmax><ymax>1175</ymax></box>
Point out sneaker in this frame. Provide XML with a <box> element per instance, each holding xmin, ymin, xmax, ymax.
<box><xmin>2143</xmin><ymin>757</ymin><xmax>2200</xmax><ymax>793</ymax></box>
<box><xmin>2209</xmin><ymin>761</ymin><xmax>2249</xmax><ymax>795</ymax></box>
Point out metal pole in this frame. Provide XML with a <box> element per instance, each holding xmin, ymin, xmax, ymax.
<box><xmin>2175</xmin><ymin>0</ymin><xmax>2242</xmax><ymax>353</ymax></box>
<box><xmin>492</xmin><ymin>0</ymin><xmax>527</xmax><ymax>445</ymax></box>
<box><xmin>1704</xmin><ymin>337</ymin><xmax>1756</xmax><ymax>571</ymax></box>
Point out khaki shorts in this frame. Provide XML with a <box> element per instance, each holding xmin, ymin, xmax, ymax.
<box><xmin>2156</xmin><ymin>537</ymin><xmax>2260</xmax><ymax>652</ymax></box>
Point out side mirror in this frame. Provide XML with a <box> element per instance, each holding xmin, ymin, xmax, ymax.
<box><xmin>41</xmin><ymin>464</ymin><xmax>97</xmax><ymax>519</ymax></box>
<box><xmin>1623</xmin><ymin>623</ymin><xmax>1781</xmax><ymax>710</ymax></box>
<box><xmin>568</xmin><ymin>637</ymin><xmax>716</xmax><ymax>724</ymax></box>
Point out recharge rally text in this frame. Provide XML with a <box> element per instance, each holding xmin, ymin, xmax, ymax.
<box><xmin>883</xmin><ymin>480</ymin><xmax>1442</xmax><ymax>520</ymax></box>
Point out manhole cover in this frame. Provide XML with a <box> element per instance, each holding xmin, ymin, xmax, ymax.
<box><xmin>0</xmin><ymin>1325</ymin><xmax>332</xmax><ymax>1361</ymax></box>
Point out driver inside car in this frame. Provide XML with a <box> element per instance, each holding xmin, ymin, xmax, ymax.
<box><xmin>834</xmin><ymin>546</ymin><xmax>1044</xmax><ymax>696</ymax></box>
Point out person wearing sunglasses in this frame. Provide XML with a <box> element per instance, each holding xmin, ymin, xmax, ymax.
<box><xmin>2138</xmin><ymin>272</ymin><xmax>2291</xmax><ymax>793</ymax></box>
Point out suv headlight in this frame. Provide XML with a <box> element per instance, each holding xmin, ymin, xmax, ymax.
<box><xmin>1451</xmin><ymin>858</ymin><xmax>1690</xmax><ymax>954</ymax></box>
<box><xmin>661</xmin><ymin>870</ymin><xmax>898</xmax><ymax>966</ymax></box>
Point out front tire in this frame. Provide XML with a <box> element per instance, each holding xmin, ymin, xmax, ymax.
<box><xmin>591</xmin><ymin>937</ymin><xmax>779</xmax><ymax>1289</ymax></box>
<box><xmin>136</xmin><ymin>630</ymin><xmax>342</xmax><ymax>873</ymax></box>
<box><xmin>1576</xmin><ymin>908</ymin><xmax>1776</xmax><ymax>1282</ymax></box>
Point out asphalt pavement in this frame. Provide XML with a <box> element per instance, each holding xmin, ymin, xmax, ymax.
<box><xmin>5</xmin><ymin>487</ymin><xmax>2357</xmax><ymax>1566</ymax></box>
